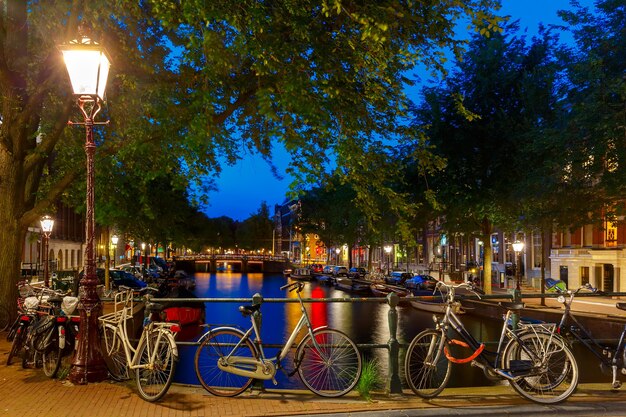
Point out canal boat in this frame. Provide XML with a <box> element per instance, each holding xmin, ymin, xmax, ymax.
<box><xmin>290</xmin><ymin>267</ymin><xmax>313</xmax><ymax>281</ymax></box>
<box><xmin>335</xmin><ymin>276</ymin><xmax>371</xmax><ymax>293</ymax></box>
<box><xmin>370</xmin><ymin>283</ymin><xmax>410</xmax><ymax>298</ymax></box>
<box><xmin>162</xmin><ymin>286</ymin><xmax>205</xmax><ymax>326</ymax></box>
<box><xmin>409</xmin><ymin>292</ymin><xmax>463</xmax><ymax>314</ymax></box>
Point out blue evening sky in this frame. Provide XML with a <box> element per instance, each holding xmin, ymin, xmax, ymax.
<box><xmin>201</xmin><ymin>0</ymin><xmax>595</xmax><ymax>221</ymax></box>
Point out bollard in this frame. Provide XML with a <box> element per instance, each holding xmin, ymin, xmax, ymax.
<box><xmin>509</xmin><ymin>288</ymin><xmax>521</xmax><ymax>330</ymax></box>
<box><xmin>386</xmin><ymin>292</ymin><xmax>403</xmax><ymax>394</ymax></box>
<box><xmin>251</xmin><ymin>293</ymin><xmax>264</xmax><ymax>392</ymax></box>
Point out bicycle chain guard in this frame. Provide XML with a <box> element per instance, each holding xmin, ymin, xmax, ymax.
<box><xmin>444</xmin><ymin>339</ymin><xmax>485</xmax><ymax>364</ymax></box>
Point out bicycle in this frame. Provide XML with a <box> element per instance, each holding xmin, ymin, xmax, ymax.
<box><xmin>99</xmin><ymin>286</ymin><xmax>180</xmax><ymax>402</ymax></box>
<box><xmin>194</xmin><ymin>281</ymin><xmax>362</xmax><ymax>397</ymax></box>
<box><xmin>405</xmin><ymin>281</ymin><xmax>579</xmax><ymax>404</ymax></box>
<box><xmin>552</xmin><ymin>283</ymin><xmax>626</xmax><ymax>389</ymax></box>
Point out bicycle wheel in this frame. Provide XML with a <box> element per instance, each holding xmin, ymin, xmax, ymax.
<box><xmin>503</xmin><ymin>331</ymin><xmax>578</xmax><ymax>404</ymax></box>
<box><xmin>405</xmin><ymin>329</ymin><xmax>451</xmax><ymax>398</ymax></box>
<box><xmin>6</xmin><ymin>326</ymin><xmax>27</xmax><ymax>365</ymax></box>
<box><xmin>42</xmin><ymin>332</ymin><xmax>62</xmax><ymax>378</ymax></box>
<box><xmin>135</xmin><ymin>330</ymin><xmax>177</xmax><ymax>402</ymax></box>
<box><xmin>6</xmin><ymin>315</ymin><xmax>20</xmax><ymax>342</ymax></box>
<box><xmin>100</xmin><ymin>324</ymin><xmax>129</xmax><ymax>381</ymax></box>
<box><xmin>194</xmin><ymin>328</ymin><xmax>257</xmax><ymax>397</ymax></box>
<box><xmin>296</xmin><ymin>328</ymin><xmax>362</xmax><ymax>397</ymax></box>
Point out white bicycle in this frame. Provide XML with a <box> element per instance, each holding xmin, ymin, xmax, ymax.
<box><xmin>99</xmin><ymin>286</ymin><xmax>180</xmax><ymax>402</ymax></box>
<box><xmin>194</xmin><ymin>281</ymin><xmax>362</xmax><ymax>397</ymax></box>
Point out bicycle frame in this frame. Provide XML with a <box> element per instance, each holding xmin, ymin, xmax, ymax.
<box><xmin>556</xmin><ymin>290</ymin><xmax>626</xmax><ymax>387</ymax></box>
<box><xmin>100</xmin><ymin>289</ymin><xmax>177</xmax><ymax>372</ymax></box>
<box><xmin>429</xmin><ymin>284</ymin><xmax>556</xmax><ymax>380</ymax></box>
<box><xmin>209</xmin><ymin>284</ymin><xmax>327</xmax><ymax>381</ymax></box>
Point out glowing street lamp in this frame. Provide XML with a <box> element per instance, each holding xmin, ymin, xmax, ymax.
<box><xmin>111</xmin><ymin>234</ymin><xmax>119</xmax><ymax>268</ymax></box>
<box><xmin>40</xmin><ymin>215</ymin><xmax>55</xmax><ymax>288</ymax></box>
<box><xmin>61</xmin><ymin>24</ymin><xmax>110</xmax><ymax>384</ymax></box>
<box><xmin>335</xmin><ymin>247</ymin><xmax>341</xmax><ymax>265</ymax></box>
<box><xmin>384</xmin><ymin>245</ymin><xmax>392</xmax><ymax>275</ymax></box>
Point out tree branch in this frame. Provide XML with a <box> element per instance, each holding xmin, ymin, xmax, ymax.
<box><xmin>20</xmin><ymin>169</ymin><xmax>80</xmax><ymax>229</ymax></box>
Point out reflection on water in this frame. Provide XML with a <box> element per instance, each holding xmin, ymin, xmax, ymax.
<box><xmin>175</xmin><ymin>272</ymin><xmax>606</xmax><ymax>390</ymax></box>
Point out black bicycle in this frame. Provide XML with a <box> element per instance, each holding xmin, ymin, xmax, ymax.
<box><xmin>553</xmin><ymin>283</ymin><xmax>626</xmax><ymax>389</ymax></box>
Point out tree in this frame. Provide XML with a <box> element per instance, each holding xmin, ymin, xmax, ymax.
<box><xmin>414</xmin><ymin>22</ymin><xmax>563</xmax><ymax>294</ymax></box>
<box><xmin>0</xmin><ymin>1</ymin><xmax>502</xmax><ymax>312</ymax></box>
<box><xmin>236</xmin><ymin>202</ymin><xmax>274</xmax><ymax>251</ymax></box>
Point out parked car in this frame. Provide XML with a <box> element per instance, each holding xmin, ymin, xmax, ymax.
<box><xmin>385</xmin><ymin>271</ymin><xmax>412</xmax><ymax>285</ymax></box>
<box><xmin>348</xmin><ymin>267</ymin><xmax>367</xmax><ymax>279</ymax></box>
<box><xmin>332</xmin><ymin>266</ymin><xmax>349</xmax><ymax>277</ymax></box>
<box><xmin>310</xmin><ymin>264</ymin><xmax>324</xmax><ymax>274</ymax></box>
<box><xmin>323</xmin><ymin>265</ymin><xmax>336</xmax><ymax>275</ymax></box>
<box><xmin>404</xmin><ymin>274</ymin><xmax>438</xmax><ymax>291</ymax></box>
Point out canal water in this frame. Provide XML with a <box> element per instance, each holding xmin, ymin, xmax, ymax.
<box><xmin>173</xmin><ymin>272</ymin><xmax>606</xmax><ymax>390</ymax></box>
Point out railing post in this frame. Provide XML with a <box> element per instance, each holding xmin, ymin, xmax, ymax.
<box><xmin>386</xmin><ymin>292</ymin><xmax>403</xmax><ymax>394</ymax></box>
<box><xmin>251</xmin><ymin>293</ymin><xmax>264</xmax><ymax>392</ymax></box>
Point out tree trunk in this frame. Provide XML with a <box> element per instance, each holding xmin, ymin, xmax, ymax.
<box><xmin>481</xmin><ymin>217</ymin><xmax>493</xmax><ymax>295</ymax></box>
<box><xmin>0</xmin><ymin>150</ymin><xmax>28</xmax><ymax>317</ymax></box>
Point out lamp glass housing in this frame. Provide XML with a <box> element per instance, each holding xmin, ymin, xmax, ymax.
<box><xmin>111</xmin><ymin>235</ymin><xmax>119</xmax><ymax>246</ymax></box>
<box><xmin>61</xmin><ymin>38</ymin><xmax>110</xmax><ymax>100</ymax></box>
<box><xmin>512</xmin><ymin>241</ymin><xmax>524</xmax><ymax>253</ymax></box>
<box><xmin>40</xmin><ymin>216</ymin><xmax>55</xmax><ymax>234</ymax></box>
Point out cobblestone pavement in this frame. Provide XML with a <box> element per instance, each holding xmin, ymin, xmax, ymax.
<box><xmin>2</xmin><ymin>335</ymin><xmax>626</xmax><ymax>417</ymax></box>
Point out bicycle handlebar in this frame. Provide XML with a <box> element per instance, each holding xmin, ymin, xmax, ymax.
<box><xmin>280</xmin><ymin>281</ymin><xmax>304</xmax><ymax>292</ymax></box>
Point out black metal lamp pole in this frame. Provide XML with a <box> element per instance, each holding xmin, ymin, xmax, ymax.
<box><xmin>61</xmin><ymin>29</ymin><xmax>111</xmax><ymax>384</ymax></box>
<box><xmin>40</xmin><ymin>215</ymin><xmax>54</xmax><ymax>287</ymax></box>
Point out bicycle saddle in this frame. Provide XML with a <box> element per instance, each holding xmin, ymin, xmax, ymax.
<box><xmin>238</xmin><ymin>304</ymin><xmax>261</xmax><ymax>316</ymax></box>
<box><xmin>47</xmin><ymin>295</ymin><xmax>63</xmax><ymax>305</ymax></box>
<box><xmin>499</xmin><ymin>301</ymin><xmax>525</xmax><ymax>311</ymax></box>
<box><xmin>145</xmin><ymin>302</ymin><xmax>164</xmax><ymax>312</ymax></box>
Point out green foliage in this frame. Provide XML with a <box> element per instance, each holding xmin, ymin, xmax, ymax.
<box><xmin>356</xmin><ymin>358</ymin><xmax>381</xmax><ymax>401</ymax></box>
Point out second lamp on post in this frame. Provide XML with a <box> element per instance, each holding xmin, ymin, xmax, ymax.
<box><xmin>40</xmin><ymin>215</ymin><xmax>55</xmax><ymax>288</ymax></box>
<box><xmin>61</xmin><ymin>26</ymin><xmax>111</xmax><ymax>385</ymax></box>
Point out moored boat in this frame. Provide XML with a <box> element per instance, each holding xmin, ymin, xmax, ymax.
<box><xmin>335</xmin><ymin>276</ymin><xmax>371</xmax><ymax>293</ymax></box>
<box><xmin>370</xmin><ymin>283</ymin><xmax>410</xmax><ymax>298</ymax></box>
<box><xmin>409</xmin><ymin>293</ymin><xmax>463</xmax><ymax>314</ymax></box>
<box><xmin>290</xmin><ymin>267</ymin><xmax>313</xmax><ymax>281</ymax></box>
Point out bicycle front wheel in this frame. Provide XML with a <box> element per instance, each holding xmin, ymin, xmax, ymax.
<box><xmin>135</xmin><ymin>330</ymin><xmax>177</xmax><ymax>402</ymax></box>
<box><xmin>100</xmin><ymin>324</ymin><xmax>129</xmax><ymax>381</ymax></box>
<box><xmin>405</xmin><ymin>329</ymin><xmax>451</xmax><ymax>398</ymax></box>
<box><xmin>194</xmin><ymin>328</ymin><xmax>257</xmax><ymax>397</ymax></box>
<box><xmin>42</xmin><ymin>332</ymin><xmax>62</xmax><ymax>378</ymax></box>
<box><xmin>503</xmin><ymin>331</ymin><xmax>578</xmax><ymax>404</ymax></box>
<box><xmin>296</xmin><ymin>328</ymin><xmax>362</xmax><ymax>397</ymax></box>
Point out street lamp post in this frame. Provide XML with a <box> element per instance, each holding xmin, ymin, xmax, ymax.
<box><xmin>61</xmin><ymin>26</ymin><xmax>111</xmax><ymax>384</ymax></box>
<box><xmin>335</xmin><ymin>247</ymin><xmax>341</xmax><ymax>265</ymax></box>
<box><xmin>384</xmin><ymin>245</ymin><xmax>392</xmax><ymax>275</ymax></box>
<box><xmin>111</xmin><ymin>235</ymin><xmax>119</xmax><ymax>268</ymax></box>
<box><xmin>40</xmin><ymin>216</ymin><xmax>55</xmax><ymax>288</ymax></box>
<box><xmin>512</xmin><ymin>240</ymin><xmax>525</xmax><ymax>293</ymax></box>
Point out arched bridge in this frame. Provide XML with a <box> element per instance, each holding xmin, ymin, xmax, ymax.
<box><xmin>174</xmin><ymin>254</ymin><xmax>288</xmax><ymax>274</ymax></box>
